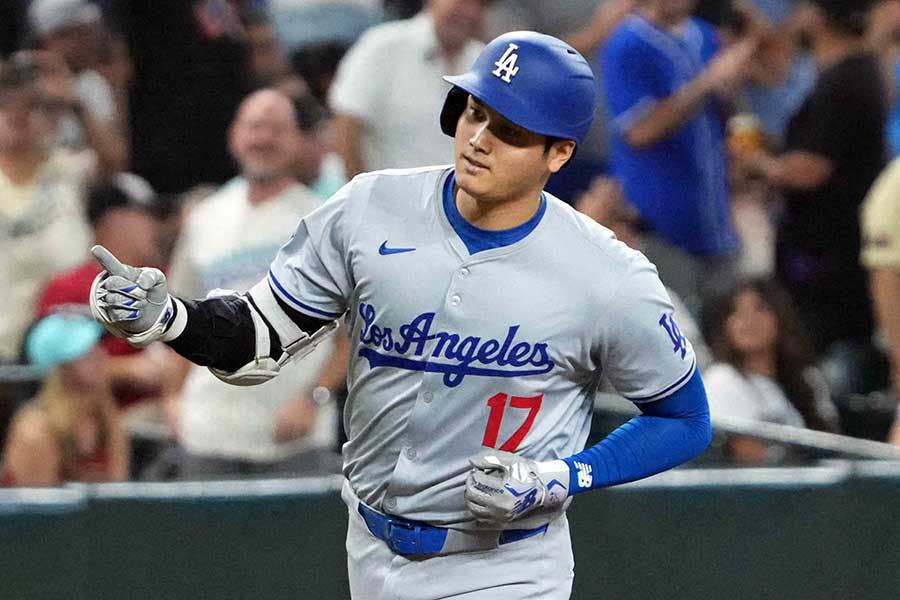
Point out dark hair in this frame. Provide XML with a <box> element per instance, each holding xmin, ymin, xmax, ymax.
<box><xmin>85</xmin><ymin>173</ymin><xmax>168</xmax><ymax>227</ymax></box>
<box><xmin>701</xmin><ymin>278</ymin><xmax>833</xmax><ymax>432</ymax></box>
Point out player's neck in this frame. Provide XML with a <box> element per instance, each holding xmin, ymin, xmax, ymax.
<box><xmin>454</xmin><ymin>185</ymin><xmax>543</xmax><ymax>231</ymax></box>
<box><xmin>245</xmin><ymin>176</ymin><xmax>295</xmax><ymax>206</ymax></box>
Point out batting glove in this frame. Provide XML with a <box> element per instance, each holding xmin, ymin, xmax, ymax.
<box><xmin>465</xmin><ymin>450</ymin><xmax>570</xmax><ymax>524</ymax></box>
<box><xmin>89</xmin><ymin>245</ymin><xmax>177</xmax><ymax>347</ymax></box>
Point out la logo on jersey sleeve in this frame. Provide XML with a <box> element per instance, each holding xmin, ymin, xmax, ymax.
<box><xmin>658</xmin><ymin>313</ymin><xmax>687</xmax><ymax>360</ymax></box>
<box><xmin>492</xmin><ymin>43</ymin><xmax>520</xmax><ymax>83</ymax></box>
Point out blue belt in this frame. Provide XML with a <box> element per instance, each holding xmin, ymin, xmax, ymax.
<box><xmin>357</xmin><ymin>502</ymin><xmax>548</xmax><ymax>556</ymax></box>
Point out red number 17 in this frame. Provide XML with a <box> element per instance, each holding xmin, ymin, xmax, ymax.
<box><xmin>481</xmin><ymin>393</ymin><xmax>543</xmax><ymax>452</ymax></box>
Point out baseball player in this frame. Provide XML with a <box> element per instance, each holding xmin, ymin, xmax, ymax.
<box><xmin>89</xmin><ymin>31</ymin><xmax>712</xmax><ymax>599</ymax></box>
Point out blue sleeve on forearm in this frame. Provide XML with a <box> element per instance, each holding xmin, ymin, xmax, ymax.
<box><xmin>563</xmin><ymin>368</ymin><xmax>712</xmax><ymax>493</ymax></box>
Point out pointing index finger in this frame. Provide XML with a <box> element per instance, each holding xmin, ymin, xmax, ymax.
<box><xmin>91</xmin><ymin>245</ymin><xmax>135</xmax><ymax>279</ymax></box>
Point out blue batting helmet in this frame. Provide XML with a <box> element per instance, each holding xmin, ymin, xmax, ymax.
<box><xmin>440</xmin><ymin>31</ymin><xmax>597</xmax><ymax>143</ymax></box>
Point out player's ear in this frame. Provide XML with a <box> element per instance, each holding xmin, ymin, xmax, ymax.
<box><xmin>546</xmin><ymin>140</ymin><xmax>576</xmax><ymax>174</ymax></box>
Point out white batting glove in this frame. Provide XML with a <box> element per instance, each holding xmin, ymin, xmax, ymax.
<box><xmin>89</xmin><ymin>245</ymin><xmax>177</xmax><ymax>347</ymax></box>
<box><xmin>465</xmin><ymin>450</ymin><xmax>570</xmax><ymax>524</ymax></box>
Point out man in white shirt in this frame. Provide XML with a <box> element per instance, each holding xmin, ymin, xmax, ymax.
<box><xmin>329</xmin><ymin>0</ymin><xmax>488</xmax><ymax>177</ymax></box>
<box><xmin>0</xmin><ymin>53</ymin><xmax>92</xmax><ymax>360</ymax></box>
<box><xmin>166</xmin><ymin>89</ymin><xmax>343</xmax><ymax>478</ymax></box>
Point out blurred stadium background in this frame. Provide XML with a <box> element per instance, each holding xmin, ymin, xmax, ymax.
<box><xmin>5</xmin><ymin>0</ymin><xmax>900</xmax><ymax>597</ymax></box>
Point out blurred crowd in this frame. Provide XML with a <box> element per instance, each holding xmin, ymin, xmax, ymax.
<box><xmin>2</xmin><ymin>0</ymin><xmax>900</xmax><ymax>485</ymax></box>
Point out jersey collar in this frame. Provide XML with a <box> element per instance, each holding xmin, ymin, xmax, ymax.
<box><xmin>441</xmin><ymin>170</ymin><xmax>547</xmax><ymax>256</ymax></box>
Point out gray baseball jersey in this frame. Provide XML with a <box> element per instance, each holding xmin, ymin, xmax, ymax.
<box><xmin>267</xmin><ymin>165</ymin><xmax>695</xmax><ymax>528</ymax></box>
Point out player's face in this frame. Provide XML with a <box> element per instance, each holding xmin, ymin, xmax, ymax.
<box><xmin>725</xmin><ymin>288</ymin><xmax>779</xmax><ymax>358</ymax></box>
<box><xmin>229</xmin><ymin>91</ymin><xmax>302</xmax><ymax>183</ymax></box>
<box><xmin>453</xmin><ymin>96</ymin><xmax>574</xmax><ymax>204</ymax></box>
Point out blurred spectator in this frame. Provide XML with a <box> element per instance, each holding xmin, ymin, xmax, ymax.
<box><xmin>738</xmin><ymin>3</ymin><xmax>818</xmax><ymax>144</ymax></box>
<box><xmin>165</xmin><ymin>89</ymin><xmax>343</xmax><ymax>479</ymax></box>
<box><xmin>1</xmin><ymin>313</ymin><xmax>129</xmax><ymax>486</ymax></box>
<box><xmin>0</xmin><ymin>53</ymin><xmax>92</xmax><ymax>361</ymax></box>
<box><xmin>292</xmin><ymin>92</ymin><xmax>347</xmax><ymax>200</ymax></box>
<box><xmin>34</xmin><ymin>173</ymin><xmax>172</xmax><ymax>411</ymax></box>
<box><xmin>114</xmin><ymin>0</ymin><xmax>253</xmax><ymax>194</ymax></box>
<box><xmin>27</xmin><ymin>0</ymin><xmax>129</xmax><ymax>171</ymax></box>
<box><xmin>860</xmin><ymin>158</ymin><xmax>900</xmax><ymax>410</ymax></box>
<box><xmin>739</xmin><ymin>0</ymin><xmax>886</xmax><ymax>352</ymax></box>
<box><xmin>701</xmin><ymin>279</ymin><xmax>840</xmax><ymax>463</ymax></box>
<box><xmin>329</xmin><ymin>0</ymin><xmax>487</xmax><ymax>177</ymax></box>
<box><xmin>575</xmin><ymin>176</ymin><xmax>712</xmax><ymax>369</ymax></box>
<box><xmin>600</xmin><ymin>0</ymin><xmax>757</xmax><ymax>311</ymax></box>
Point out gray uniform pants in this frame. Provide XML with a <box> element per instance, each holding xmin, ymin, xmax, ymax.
<box><xmin>346</xmin><ymin>506</ymin><xmax>575</xmax><ymax>600</ymax></box>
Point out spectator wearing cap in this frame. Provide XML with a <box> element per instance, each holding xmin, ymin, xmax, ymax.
<box><xmin>1</xmin><ymin>313</ymin><xmax>129</xmax><ymax>486</ymax></box>
<box><xmin>739</xmin><ymin>0</ymin><xmax>886</xmax><ymax>354</ymax></box>
<box><xmin>34</xmin><ymin>172</ymin><xmax>171</xmax><ymax>411</ymax></box>
<box><xmin>329</xmin><ymin>0</ymin><xmax>488</xmax><ymax>178</ymax></box>
<box><xmin>27</xmin><ymin>0</ymin><xmax>128</xmax><ymax>172</ymax></box>
<box><xmin>0</xmin><ymin>55</ymin><xmax>92</xmax><ymax>361</ymax></box>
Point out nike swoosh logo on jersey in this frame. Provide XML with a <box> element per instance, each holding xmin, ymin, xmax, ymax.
<box><xmin>379</xmin><ymin>241</ymin><xmax>416</xmax><ymax>255</ymax></box>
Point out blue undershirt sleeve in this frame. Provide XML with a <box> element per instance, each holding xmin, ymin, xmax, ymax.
<box><xmin>562</xmin><ymin>368</ymin><xmax>712</xmax><ymax>493</ymax></box>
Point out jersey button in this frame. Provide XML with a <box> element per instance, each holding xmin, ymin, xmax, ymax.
<box><xmin>385</xmin><ymin>497</ymin><xmax>397</xmax><ymax>510</ymax></box>
<box><xmin>460</xmin><ymin>267</ymin><xmax>470</xmax><ymax>278</ymax></box>
<box><xmin>450</xmin><ymin>294</ymin><xmax>461</xmax><ymax>306</ymax></box>
<box><xmin>405</xmin><ymin>447</ymin><xmax>418</xmax><ymax>460</ymax></box>
<box><xmin>422</xmin><ymin>391</ymin><xmax>433</xmax><ymax>403</ymax></box>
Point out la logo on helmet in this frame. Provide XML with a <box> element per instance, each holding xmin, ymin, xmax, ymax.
<box><xmin>492</xmin><ymin>43</ymin><xmax>520</xmax><ymax>83</ymax></box>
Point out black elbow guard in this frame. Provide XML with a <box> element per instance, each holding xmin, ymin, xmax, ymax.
<box><xmin>167</xmin><ymin>295</ymin><xmax>266</xmax><ymax>372</ymax></box>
